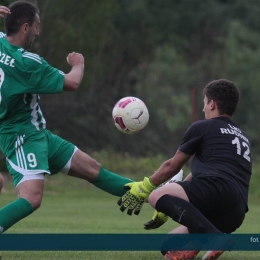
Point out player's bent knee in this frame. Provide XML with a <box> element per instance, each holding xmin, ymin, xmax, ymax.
<box><xmin>148</xmin><ymin>182</ymin><xmax>189</xmax><ymax>208</ymax></box>
<box><xmin>148</xmin><ymin>190</ymin><xmax>159</xmax><ymax>208</ymax></box>
<box><xmin>27</xmin><ymin>197</ymin><xmax>42</xmax><ymax>210</ymax></box>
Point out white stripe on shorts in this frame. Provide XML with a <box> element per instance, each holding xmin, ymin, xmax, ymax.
<box><xmin>6</xmin><ymin>158</ymin><xmax>50</xmax><ymax>176</ymax></box>
<box><xmin>6</xmin><ymin>158</ymin><xmax>49</xmax><ymax>187</ymax></box>
<box><xmin>17</xmin><ymin>173</ymin><xmax>45</xmax><ymax>187</ymax></box>
<box><xmin>15</xmin><ymin>135</ymin><xmax>27</xmax><ymax>169</ymax></box>
<box><xmin>60</xmin><ymin>146</ymin><xmax>78</xmax><ymax>174</ymax></box>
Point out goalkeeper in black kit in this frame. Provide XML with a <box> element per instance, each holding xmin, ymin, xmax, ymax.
<box><xmin>118</xmin><ymin>79</ymin><xmax>252</xmax><ymax>260</ymax></box>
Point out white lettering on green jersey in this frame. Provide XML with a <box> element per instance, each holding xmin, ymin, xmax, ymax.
<box><xmin>0</xmin><ymin>51</ymin><xmax>15</xmax><ymax>67</ymax></box>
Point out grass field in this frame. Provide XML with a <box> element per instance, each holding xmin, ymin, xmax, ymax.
<box><xmin>0</xmin><ymin>171</ymin><xmax>260</xmax><ymax>259</ymax></box>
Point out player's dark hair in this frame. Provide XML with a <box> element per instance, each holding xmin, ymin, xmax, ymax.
<box><xmin>203</xmin><ymin>79</ymin><xmax>239</xmax><ymax>116</ymax></box>
<box><xmin>4</xmin><ymin>1</ymin><xmax>39</xmax><ymax>36</ymax></box>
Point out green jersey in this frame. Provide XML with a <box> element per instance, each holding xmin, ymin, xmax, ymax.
<box><xmin>0</xmin><ymin>32</ymin><xmax>64</xmax><ymax>134</ymax></box>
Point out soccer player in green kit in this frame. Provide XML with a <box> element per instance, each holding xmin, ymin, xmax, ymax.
<box><xmin>0</xmin><ymin>2</ymin><xmax>134</xmax><ymax>233</ymax></box>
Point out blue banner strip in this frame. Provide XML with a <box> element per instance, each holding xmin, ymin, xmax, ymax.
<box><xmin>0</xmin><ymin>234</ymin><xmax>260</xmax><ymax>251</ymax></box>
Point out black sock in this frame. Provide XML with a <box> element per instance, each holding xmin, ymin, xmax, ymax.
<box><xmin>155</xmin><ymin>194</ymin><xmax>221</xmax><ymax>234</ymax></box>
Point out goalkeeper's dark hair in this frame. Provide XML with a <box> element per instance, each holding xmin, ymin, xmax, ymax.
<box><xmin>203</xmin><ymin>79</ymin><xmax>239</xmax><ymax>116</ymax></box>
<box><xmin>4</xmin><ymin>1</ymin><xmax>39</xmax><ymax>36</ymax></box>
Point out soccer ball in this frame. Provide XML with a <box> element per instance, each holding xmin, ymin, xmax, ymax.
<box><xmin>112</xmin><ymin>96</ymin><xmax>149</xmax><ymax>134</ymax></box>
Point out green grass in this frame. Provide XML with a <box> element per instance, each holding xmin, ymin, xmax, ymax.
<box><xmin>0</xmin><ymin>168</ymin><xmax>260</xmax><ymax>259</ymax></box>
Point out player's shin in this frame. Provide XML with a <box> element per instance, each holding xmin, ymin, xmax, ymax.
<box><xmin>0</xmin><ymin>198</ymin><xmax>34</xmax><ymax>233</ymax></box>
<box><xmin>90</xmin><ymin>166</ymin><xmax>134</xmax><ymax>197</ymax></box>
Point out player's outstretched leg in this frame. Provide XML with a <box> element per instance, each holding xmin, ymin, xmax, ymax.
<box><xmin>68</xmin><ymin>149</ymin><xmax>134</xmax><ymax>197</ymax></box>
<box><xmin>90</xmin><ymin>167</ymin><xmax>134</xmax><ymax>197</ymax></box>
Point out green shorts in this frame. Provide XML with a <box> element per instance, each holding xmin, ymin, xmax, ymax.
<box><xmin>0</xmin><ymin>129</ymin><xmax>76</xmax><ymax>187</ymax></box>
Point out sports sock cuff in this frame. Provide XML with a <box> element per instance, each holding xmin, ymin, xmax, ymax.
<box><xmin>90</xmin><ymin>166</ymin><xmax>134</xmax><ymax>197</ymax></box>
<box><xmin>155</xmin><ymin>194</ymin><xmax>170</xmax><ymax>213</ymax></box>
<box><xmin>18</xmin><ymin>198</ymin><xmax>35</xmax><ymax>212</ymax></box>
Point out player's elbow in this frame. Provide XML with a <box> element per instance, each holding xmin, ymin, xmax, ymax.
<box><xmin>63</xmin><ymin>77</ymin><xmax>81</xmax><ymax>91</ymax></box>
<box><xmin>66</xmin><ymin>82</ymin><xmax>80</xmax><ymax>92</ymax></box>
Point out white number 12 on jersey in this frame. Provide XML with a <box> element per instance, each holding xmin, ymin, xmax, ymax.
<box><xmin>232</xmin><ymin>137</ymin><xmax>251</xmax><ymax>162</ymax></box>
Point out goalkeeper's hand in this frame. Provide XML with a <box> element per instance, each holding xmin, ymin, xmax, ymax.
<box><xmin>117</xmin><ymin>177</ymin><xmax>156</xmax><ymax>216</ymax></box>
<box><xmin>143</xmin><ymin>170</ymin><xmax>184</xmax><ymax>229</ymax></box>
<box><xmin>143</xmin><ymin>210</ymin><xmax>168</xmax><ymax>230</ymax></box>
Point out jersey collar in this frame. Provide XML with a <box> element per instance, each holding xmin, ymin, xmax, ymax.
<box><xmin>2</xmin><ymin>37</ymin><xmax>24</xmax><ymax>52</ymax></box>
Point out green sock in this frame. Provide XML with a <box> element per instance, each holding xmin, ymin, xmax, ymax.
<box><xmin>90</xmin><ymin>167</ymin><xmax>134</xmax><ymax>197</ymax></box>
<box><xmin>0</xmin><ymin>198</ymin><xmax>34</xmax><ymax>233</ymax></box>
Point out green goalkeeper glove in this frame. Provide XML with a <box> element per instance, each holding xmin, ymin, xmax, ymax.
<box><xmin>143</xmin><ymin>210</ymin><xmax>168</xmax><ymax>230</ymax></box>
<box><xmin>117</xmin><ymin>177</ymin><xmax>157</xmax><ymax>216</ymax></box>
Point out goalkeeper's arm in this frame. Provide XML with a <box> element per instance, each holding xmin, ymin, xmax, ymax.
<box><xmin>117</xmin><ymin>150</ymin><xmax>191</xmax><ymax>215</ymax></box>
<box><xmin>149</xmin><ymin>150</ymin><xmax>190</xmax><ymax>186</ymax></box>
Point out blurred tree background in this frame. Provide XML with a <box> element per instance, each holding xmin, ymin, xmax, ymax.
<box><xmin>1</xmin><ymin>0</ymin><xmax>260</xmax><ymax>159</ymax></box>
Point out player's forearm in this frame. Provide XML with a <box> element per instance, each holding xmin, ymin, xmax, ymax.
<box><xmin>150</xmin><ymin>151</ymin><xmax>190</xmax><ymax>186</ymax></box>
<box><xmin>64</xmin><ymin>52</ymin><xmax>84</xmax><ymax>91</ymax></box>
<box><xmin>150</xmin><ymin>160</ymin><xmax>181</xmax><ymax>186</ymax></box>
<box><xmin>63</xmin><ymin>64</ymin><xmax>84</xmax><ymax>91</ymax></box>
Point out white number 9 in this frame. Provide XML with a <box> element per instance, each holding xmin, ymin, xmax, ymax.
<box><xmin>27</xmin><ymin>153</ymin><xmax>37</xmax><ymax>168</ymax></box>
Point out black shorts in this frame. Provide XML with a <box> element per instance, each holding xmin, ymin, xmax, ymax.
<box><xmin>177</xmin><ymin>176</ymin><xmax>247</xmax><ymax>233</ymax></box>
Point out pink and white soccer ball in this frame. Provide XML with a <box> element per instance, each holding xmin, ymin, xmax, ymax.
<box><xmin>112</xmin><ymin>96</ymin><xmax>149</xmax><ymax>134</ymax></box>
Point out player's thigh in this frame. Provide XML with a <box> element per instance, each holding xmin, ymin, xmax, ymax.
<box><xmin>0</xmin><ymin>131</ymin><xmax>50</xmax><ymax>187</ymax></box>
<box><xmin>148</xmin><ymin>183</ymin><xmax>189</xmax><ymax>208</ymax></box>
<box><xmin>178</xmin><ymin>176</ymin><xmax>243</xmax><ymax>219</ymax></box>
<box><xmin>68</xmin><ymin>149</ymin><xmax>101</xmax><ymax>181</ymax></box>
<box><xmin>46</xmin><ymin>131</ymin><xmax>101</xmax><ymax>179</ymax></box>
<box><xmin>46</xmin><ymin>130</ymin><xmax>76</xmax><ymax>175</ymax></box>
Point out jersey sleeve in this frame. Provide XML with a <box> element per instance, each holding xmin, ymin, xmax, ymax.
<box><xmin>178</xmin><ymin>120</ymin><xmax>206</xmax><ymax>155</ymax></box>
<box><xmin>22</xmin><ymin>51</ymin><xmax>64</xmax><ymax>94</ymax></box>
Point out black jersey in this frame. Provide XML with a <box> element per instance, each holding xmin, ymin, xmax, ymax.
<box><xmin>178</xmin><ymin>116</ymin><xmax>252</xmax><ymax>205</ymax></box>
